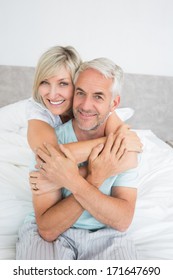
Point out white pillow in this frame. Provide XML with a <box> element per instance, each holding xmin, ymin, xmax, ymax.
<box><xmin>0</xmin><ymin>99</ymin><xmax>134</xmax><ymax>134</ymax></box>
<box><xmin>116</xmin><ymin>107</ymin><xmax>134</xmax><ymax>121</ymax></box>
<box><xmin>0</xmin><ymin>99</ymin><xmax>28</xmax><ymax>134</ymax></box>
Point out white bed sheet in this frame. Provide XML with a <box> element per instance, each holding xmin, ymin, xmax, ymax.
<box><xmin>128</xmin><ymin>130</ymin><xmax>173</xmax><ymax>259</ymax></box>
<box><xmin>0</xmin><ymin>100</ymin><xmax>173</xmax><ymax>260</ymax></box>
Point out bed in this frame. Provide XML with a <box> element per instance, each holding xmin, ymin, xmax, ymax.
<box><xmin>0</xmin><ymin>65</ymin><xmax>173</xmax><ymax>260</ymax></box>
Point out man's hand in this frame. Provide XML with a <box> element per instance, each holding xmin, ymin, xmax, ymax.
<box><xmin>87</xmin><ymin>133</ymin><xmax>138</xmax><ymax>187</ymax></box>
<box><xmin>114</xmin><ymin>124</ymin><xmax>143</xmax><ymax>153</ymax></box>
<box><xmin>29</xmin><ymin>171</ymin><xmax>60</xmax><ymax>195</ymax></box>
<box><xmin>36</xmin><ymin>143</ymin><xmax>80</xmax><ymax>187</ymax></box>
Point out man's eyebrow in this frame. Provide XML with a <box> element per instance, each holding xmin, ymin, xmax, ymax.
<box><xmin>94</xmin><ymin>92</ymin><xmax>105</xmax><ymax>95</ymax></box>
<box><xmin>75</xmin><ymin>87</ymin><xmax>105</xmax><ymax>96</ymax></box>
<box><xmin>75</xmin><ymin>87</ymin><xmax>85</xmax><ymax>92</ymax></box>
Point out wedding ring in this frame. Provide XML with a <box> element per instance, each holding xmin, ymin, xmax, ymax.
<box><xmin>40</xmin><ymin>162</ymin><xmax>44</xmax><ymax>169</ymax></box>
<box><xmin>32</xmin><ymin>183</ymin><xmax>39</xmax><ymax>191</ymax></box>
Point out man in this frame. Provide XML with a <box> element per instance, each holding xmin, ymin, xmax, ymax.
<box><xmin>16</xmin><ymin>58</ymin><xmax>140</xmax><ymax>260</ymax></box>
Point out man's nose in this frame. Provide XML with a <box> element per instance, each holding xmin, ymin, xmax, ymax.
<box><xmin>81</xmin><ymin>96</ymin><xmax>92</xmax><ymax>110</ymax></box>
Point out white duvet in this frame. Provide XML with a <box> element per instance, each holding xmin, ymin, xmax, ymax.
<box><xmin>0</xmin><ymin>100</ymin><xmax>173</xmax><ymax>259</ymax></box>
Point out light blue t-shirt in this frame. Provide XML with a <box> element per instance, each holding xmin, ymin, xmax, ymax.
<box><xmin>55</xmin><ymin>120</ymin><xmax>139</xmax><ymax>230</ymax></box>
<box><xmin>27</xmin><ymin>120</ymin><xmax>139</xmax><ymax>230</ymax></box>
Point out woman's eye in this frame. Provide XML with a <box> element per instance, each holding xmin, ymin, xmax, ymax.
<box><xmin>60</xmin><ymin>82</ymin><xmax>68</xmax><ymax>86</ymax></box>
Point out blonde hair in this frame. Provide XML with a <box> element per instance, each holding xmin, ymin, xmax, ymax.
<box><xmin>33</xmin><ymin>46</ymin><xmax>82</xmax><ymax>104</ymax></box>
<box><xmin>74</xmin><ymin>57</ymin><xmax>124</xmax><ymax>98</ymax></box>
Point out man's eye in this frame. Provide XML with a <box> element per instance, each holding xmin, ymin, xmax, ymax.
<box><xmin>95</xmin><ymin>95</ymin><xmax>103</xmax><ymax>100</ymax></box>
<box><xmin>76</xmin><ymin>91</ymin><xmax>84</xmax><ymax>96</ymax></box>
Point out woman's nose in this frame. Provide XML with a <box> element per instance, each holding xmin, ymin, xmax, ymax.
<box><xmin>49</xmin><ymin>85</ymin><xmax>59</xmax><ymax>99</ymax></box>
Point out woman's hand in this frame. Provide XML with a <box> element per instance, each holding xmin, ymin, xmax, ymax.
<box><xmin>36</xmin><ymin>143</ymin><xmax>80</xmax><ymax>188</ymax></box>
<box><xmin>29</xmin><ymin>171</ymin><xmax>61</xmax><ymax>195</ymax></box>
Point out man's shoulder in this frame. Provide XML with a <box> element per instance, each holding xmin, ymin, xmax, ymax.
<box><xmin>56</xmin><ymin>119</ymin><xmax>72</xmax><ymax>131</ymax></box>
<box><xmin>55</xmin><ymin>120</ymin><xmax>77</xmax><ymax>144</ymax></box>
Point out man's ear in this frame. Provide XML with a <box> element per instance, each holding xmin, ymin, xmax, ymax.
<box><xmin>110</xmin><ymin>95</ymin><xmax>120</xmax><ymax>112</ymax></box>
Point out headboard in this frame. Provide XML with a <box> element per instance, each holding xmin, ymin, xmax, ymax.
<box><xmin>0</xmin><ymin>65</ymin><xmax>172</xmax><ymax>141</ymax></box>
<box><xmin>121</xmin><ymin>73</ymin><xmax>173</xmax><ymax>142</ymax></box>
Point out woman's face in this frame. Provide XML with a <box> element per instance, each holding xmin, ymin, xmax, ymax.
<box><xmin>38</xmin><ymin>67</ymin><xmax>74</xmax><ymax>116</ymax></box>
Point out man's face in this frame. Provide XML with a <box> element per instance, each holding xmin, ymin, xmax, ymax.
<box><xmin>73</xmin><ymin>68</ymin><xmax>119</xmax><ymax>132</ymax></box>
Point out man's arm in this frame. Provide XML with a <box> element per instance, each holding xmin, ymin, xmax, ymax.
<box><xmin>75</xmin><ymin>135</ymin><xmax>137</xmax><ymax>230</ymax></box>
<box><xmin>51</xmin><ymin>141</ymin><xmax>137</xmax><ymax>231</ymax></box>
<box><xmin>66</xmin><ymin>175</ymin><xmax>137</xmax><ymax>231</ymax></box>
<box><xmin>32</xmin><ymin>172</ymin><xmax>137</xmax><ymax>242</ymax></box>
<box><xmin>30</xmin><ymin>144</ymin><xmax>108</xmax><ymax>241</ymax></box>
<box><xmin>33</xmin><ymin>160</ymin><xmax>137</xmax><ymax>234</ymax></box>
<box><xmin>35</xmin><ymin>136</ymin><xmax>138</xmax><ymax>238</ymax></box>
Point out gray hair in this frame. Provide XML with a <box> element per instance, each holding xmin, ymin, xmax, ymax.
<box><xmin>33</xmin><ymin>45</ymin><xmax>82</xmax><ymax>104</ymax></box>
<box><xmin>73</xmin><ymin>57</ymin><xmax>124</xmax><ymax>98</ymax></box>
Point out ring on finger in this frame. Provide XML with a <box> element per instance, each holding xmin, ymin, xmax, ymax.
<box><xmin>40</xmin><ymin>161</ymin><xmax>44</xmax><ymax>169</ymax></box>
<box><xmin>32</xmin><ymin>183</ymin><xmax>39</xmax><ymax>191</ymax></box>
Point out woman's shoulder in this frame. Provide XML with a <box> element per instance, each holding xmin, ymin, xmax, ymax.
<box><xmin>26</xmin><ymin>98</ymin><xmax>62</xmax><ymax>127</ymax></box>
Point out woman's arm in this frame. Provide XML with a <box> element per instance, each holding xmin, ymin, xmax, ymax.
<box><xmin>104</xmin><ymin>111</ymin><xmax>125</xmax><ymax>135</ymax></box>
<box><xmin>28</xmin><ymin>119</ymin><xmax>107</xmax><ymax>163</ymax></box>
<box><xmin>28</xmin><ymin>117</ymin><xmax>142</xmax><ymax>165</ymax></box>
<box><xmin>28</xmin><ymin>120</ymin><xmax>59</xmax><ymax>152</ymax></box>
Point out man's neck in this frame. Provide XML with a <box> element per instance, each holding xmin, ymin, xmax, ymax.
<box><xmin>72</xmin><ymin>119</ymin><xmax>105</xmax><ymax>141</ymax></box>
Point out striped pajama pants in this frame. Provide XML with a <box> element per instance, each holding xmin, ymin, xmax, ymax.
<box><xmin>16</xmin><ymin>219</ymin><xmax>138</xmax><ymax>260</ymax></box>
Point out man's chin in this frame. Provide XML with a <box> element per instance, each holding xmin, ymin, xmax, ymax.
<box><xmin>77</xmin><ymin>122</ymin><xmax>100</xmax><ymax>131</ymax></box>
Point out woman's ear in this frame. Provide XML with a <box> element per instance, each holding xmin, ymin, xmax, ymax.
<box><xmin>110</xmin><ymin>95</ymin><xmax>120</xmax><ymax>112</ymax></box>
